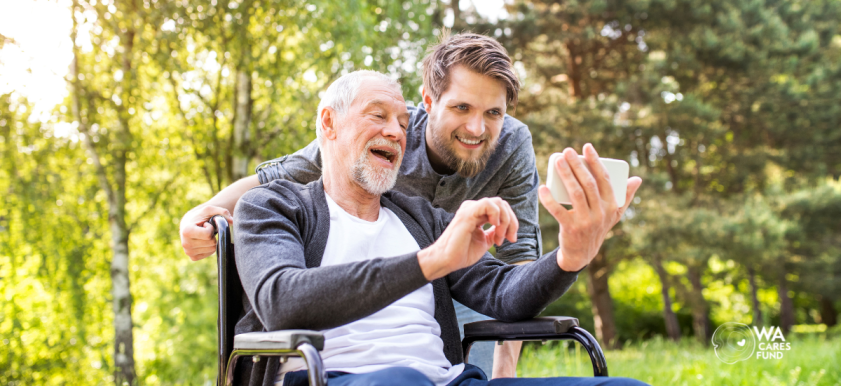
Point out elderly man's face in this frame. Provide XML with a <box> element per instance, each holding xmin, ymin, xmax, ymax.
<box><xmin>334</xmin><ymin>79</ymin><xmax>409</xmax><ymax>195</ymax></box>
<box><xmin>425</xmin><ymin>65</ymin><xmax>507</xmax><ymax>178</ymax></box>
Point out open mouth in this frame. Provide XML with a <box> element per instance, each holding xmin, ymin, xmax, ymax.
<box><xmin>456</xmin><ymin>136</ymin><xmax>484</xmax><ymax>146</ymax></box>
<box><xmin>370</xmin><ymin>147</ymin><xmax>398</xmax><ymax>164</ymax></box>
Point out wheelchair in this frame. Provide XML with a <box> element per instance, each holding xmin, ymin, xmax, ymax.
<box><xmin>210</xmin><ymin>215</ymin><xmax>608</xmax><ymax>386</ymax></box>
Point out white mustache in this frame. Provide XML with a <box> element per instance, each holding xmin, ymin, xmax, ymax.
<box><xmin>363</xmin><ymin>137</ymin><xmax>402</xmax><ymax>161</ymax></box>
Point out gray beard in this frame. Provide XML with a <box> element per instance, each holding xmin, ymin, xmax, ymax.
<box><xmin>352</xmin><ymin>138</ymin><xmax>402</xmax><ymax>195</ymax></box>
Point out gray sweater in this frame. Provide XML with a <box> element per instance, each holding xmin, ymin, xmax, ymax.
<box><xmin>232</xmin><ymin>179</ymin><xmax>582</xmax><ymax>386</ymax></box>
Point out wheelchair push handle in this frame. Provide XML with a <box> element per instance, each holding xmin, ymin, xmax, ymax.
<box><xmin>208</xmin><ymin>214</ymin><xmax>228</xmax><ymax>236</ymax></box>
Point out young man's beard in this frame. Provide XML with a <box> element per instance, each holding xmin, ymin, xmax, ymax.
<box><xmin>429</xmin><ymin>127</ymin><xmax>498</xmax><ymax>178</ymax></box>
<box><xmin>352</xmin><ymin>137</ymin><xmax>403</xmax><ymax>195</ymax></box>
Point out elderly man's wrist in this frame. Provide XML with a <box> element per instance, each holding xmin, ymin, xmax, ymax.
<box><xmin>417</xmin><ymin>247</ymin><xmax>449</xmax><ymax>281</ymax></box>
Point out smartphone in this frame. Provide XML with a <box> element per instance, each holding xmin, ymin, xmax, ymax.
<box><xmin>546</xmin><ymin>153</ymin><xmax>629</xmax><ymax>207</ymax></box>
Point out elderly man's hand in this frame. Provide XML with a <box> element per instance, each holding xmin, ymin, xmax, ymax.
<box><xmin>538</xmin><ymin>144</ymin><xmax>642</xmax><ymax>272</ymax></box>
<box><xmin>179</xmin><ymin>204</ymin><xmax>233</xmax><ymax>261</ymax></box>
<box><xmin>417</xmin><ymin>197</ymin><xmax>519</xmax><ymax>281</ymax></box>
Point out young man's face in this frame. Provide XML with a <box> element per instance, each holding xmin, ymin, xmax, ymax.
<box><xmin>424</xmin><ymin>65</ymin><xmax>508</xmax><ymax>178</ymax></box>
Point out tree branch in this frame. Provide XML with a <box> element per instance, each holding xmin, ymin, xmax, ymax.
<box><xmin>71</xmin><ymin>0</ymin><xmax>115</xmax><ymax>207</ymax></box>
<box><xmin>127</xmin><ymin>172</ymin><xmax>180</xmax><ymax>232</ymax></box>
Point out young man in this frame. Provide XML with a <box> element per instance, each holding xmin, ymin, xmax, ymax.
<box><xmin>233</xmin><ymin>69</ymin><xmax>645</xmax><ymax>386</ymax></box>
<box><xmin>179</xmin><ymin>32</ymin><xmax>637</xmax><ymax>377</ymax></box>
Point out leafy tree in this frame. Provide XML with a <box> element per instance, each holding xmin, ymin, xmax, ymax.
<box><xmin>778</xmin><ymin>181</ymin><xmax>841</xmax><ymax>331</ymax></box>
<box><xmin>160</xmin><ymin>0</ymin><xmax>437</xmax><ymax>192</ymax></box>
<box><xmin>492</xmin><ymin>0</ymin><xmax>841</xmax><ymax>344</ymax></box>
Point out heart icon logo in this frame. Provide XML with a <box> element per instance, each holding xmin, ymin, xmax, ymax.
<box><xmin>713</xmin><ymin>323</ymin><xmax>755</xmax><ymax>363</ymax></box>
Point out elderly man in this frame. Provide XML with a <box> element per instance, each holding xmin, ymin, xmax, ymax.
<box><xmin>232</xmin><ymin>70</ymin><xmax>645</xmax><ymax>386</ymax></box>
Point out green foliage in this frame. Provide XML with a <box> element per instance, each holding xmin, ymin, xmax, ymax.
<box><xmin>519</xmin><ymin>334</ymin><xmax>841</xmax><ymax>385</ymax></box>
<box><xmin>0</xmin><ymin>94</ymin><xmax>112</xmax><ymax>383</ymax></box>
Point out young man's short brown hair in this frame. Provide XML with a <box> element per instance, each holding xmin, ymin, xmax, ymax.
<box><xmin>422</xmin><ymin>31</ymin><xmax>520</xmax><ymax>108</ymax></box>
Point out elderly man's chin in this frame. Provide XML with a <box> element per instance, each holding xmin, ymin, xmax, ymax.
<box><xmin>353</xmin><ymin>162</ymin><xmax>400</xmax><ymax>196</ymax></box>
<box><xmin>352</xmin><ymin>151</ymin><xmax>401</xmax><ymax>196</ymax></box>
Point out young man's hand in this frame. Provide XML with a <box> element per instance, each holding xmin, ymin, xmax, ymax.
<box><xmin>418</xmin><ymin>197</ymin><xmax>519</xmax><ymax>280</ymax></box>
<box><xmin>179</xmin><ymin>174</ymin><xmax>261</xmax><ymax>261</ymax></box>
<box><xmin>538</xmin><ymin>144</ymin><xmax>642</xmax><ymax>272</ymax></box>
<box><xmin>179</xmin><ymin>204</ymin><xmax>232</xmax><ymax>261</ymax></box>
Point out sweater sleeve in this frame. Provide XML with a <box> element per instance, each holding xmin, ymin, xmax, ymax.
<box><xmin>255</xmin><ymin>140</ymin><xmax>322</xmax><ymax>185</ymax></box>
<box><xmin>492</xmin><ymin>132</ymin><xmax>542</xmax><ymax>264</ymax></box>
<box><xmin>233</xmin><ymin>183</ymin><xmax>430</xmax><ymax>332</ymax></box>
<box><xmin>446</xmin><ymin>248</ymin><xmax>583</xmax><ymax>322</ymax></box>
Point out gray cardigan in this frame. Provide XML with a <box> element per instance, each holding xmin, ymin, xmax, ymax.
<box><xmin>232</xmin><ymin>179</ymin><xmax>582</xmax><ymax>386</ymax></box>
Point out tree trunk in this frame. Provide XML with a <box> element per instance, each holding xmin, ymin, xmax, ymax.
<box><xmin>110</xmin><ymin>218</ymin><xmax>135</xmax><ymax>385</ymax></box>
<box><xmin>653</xmin><ymin>258</ymin><xmax>681</xmax><ymax>341</ymax></box>
<box><xmin>231</xmin><ymin>69</ymin><xmax>253</xmax><ymax>182</ymax></box>
<box><xmin>747</xmin><ymin>266</ymin><xmax>763</xmax><ymax>325</ymax></box>
<box><xmin>75</xmin><ymin>78</ymin><xmax>137</xmax><ymax>386</ymax></box>
<box><xmin>432</xmin><ymin>0</ymin><xmax>443</xmax><ymax>29</ymax></box>
<box><xmin>451</xmin><ymin>0</ymin><xmax>463</xmax><ymax>30</ymax></box>
<box><xmin>687</xmin><ymin>265</ymin><xmax>711</xmax><ymax>343</ymax></box>
<box><xmin>586</xmin><ymin>251</ymin><xmax>619</xmax><ymax>349</ymax></box>
<box><xmin>112</xmin><ymin>19</ymin><xmax>138</xmax><ymax>386</ymax></box>
<box><xmin>819</xmin><ymin>296</ymin><xmax>837</xmax><ymax>327</ymax></box>
<box><xmin>229</xmin><ymin>6</ymin><xmax>254</xmax><ymax>184</ymax></box>
<box><xmin>565</xmin><ymin>42</ymin><xmax>582</xmax><ymax>98</ymax></box>
<box><xmin>71</xmin><ymin>3</ymin><xmax>138</xmax><ymax>383</ymax></box>
<box><xmin>778</xmin><ymin>268</ymin><xmax>795</xmax><ymax>334</ymax></box>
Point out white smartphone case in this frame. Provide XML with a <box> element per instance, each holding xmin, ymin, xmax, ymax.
<box><xmin>546</xmin><ymin>153</ymin><xmax>629</xmax><ymax>207</ymax></box>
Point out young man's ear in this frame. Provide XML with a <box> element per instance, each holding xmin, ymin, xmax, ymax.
<box><xmin>320</xmin><ymin>107</ymin><xmax>339</xmax><ymax>140</ymax></box>
<box><xmin>422</xmin><ymin>87</ymin><xmax>434</xmax><ymax>113</ymax></box>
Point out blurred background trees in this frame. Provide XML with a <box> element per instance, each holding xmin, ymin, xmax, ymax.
<box><xmin>0</xmin><ymin>0</ymin><xmax>839</xmax><ymax>384</ymax></box>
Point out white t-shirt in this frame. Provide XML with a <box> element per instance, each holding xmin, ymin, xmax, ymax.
<box><xmin>278</xmin><ymin>193</ymin><xmax>464</xmax><ymax>386</ymax></box>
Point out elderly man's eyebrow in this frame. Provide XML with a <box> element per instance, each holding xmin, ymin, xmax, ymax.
<box><xmin>364</xmin><ymin>99</ymin><xmax>390</xmax><ymax>108</ymax></box>
<box><xmin>364</xmin><ymin>99</ymin><xmax>408</xmax><ymax>116</ymax></box>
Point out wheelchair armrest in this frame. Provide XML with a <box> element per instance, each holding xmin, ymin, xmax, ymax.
<box><xmin>226</xmin><ymin>330</ymin><xmax>326</xmax><ymax>386</ymax></box>
<box><xmin>234</xmin><ymin>330</ymin><xmax>324</xmax><ymax>351</ymax></box>
<box><xmin>461</xmin><ymin>317</ymin><xmax>608</xmax><ymax>377</ymax></box>
<box><xmin>463</xmin><ymin>316</ymin><xmax>579</xmax><ymax>340</ymax></box>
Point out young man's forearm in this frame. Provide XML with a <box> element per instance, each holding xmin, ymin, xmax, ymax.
<box><xmin>205</xmin><ymin>175</ymin><xmax>261</xmax><ymax>214</ymax></box>
<box><xmin>492</xmin><ymin>341</ymin><xmax>523</xmax><ymax>378</ymax></box>
<box><xmin>491</xmin><ymin>259</ymin><xmax>530</xmax><ymax>378</ymax></box>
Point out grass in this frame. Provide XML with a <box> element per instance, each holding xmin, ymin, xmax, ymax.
<box><xmin>517</xmin><ymin>334</ymin><xmax>841</xmax><ymax>385</ymax></box>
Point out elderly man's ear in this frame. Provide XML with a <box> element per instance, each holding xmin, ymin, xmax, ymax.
<box><xmin>320</xmin><ymin>107</ymin><xmax>339</xmax><ymax>140</ymax></box>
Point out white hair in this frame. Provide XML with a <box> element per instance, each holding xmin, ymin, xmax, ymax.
<box><xmin>315</xmin><ymin>70</ymin><xmax>402</xmax><ymax>145</ymax></box>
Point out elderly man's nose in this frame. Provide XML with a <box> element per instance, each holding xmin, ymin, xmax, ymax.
<box><xmin>382</xmin><ymin>117</ymin><xmax>404</xmax><ymax>139</ymax></box>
